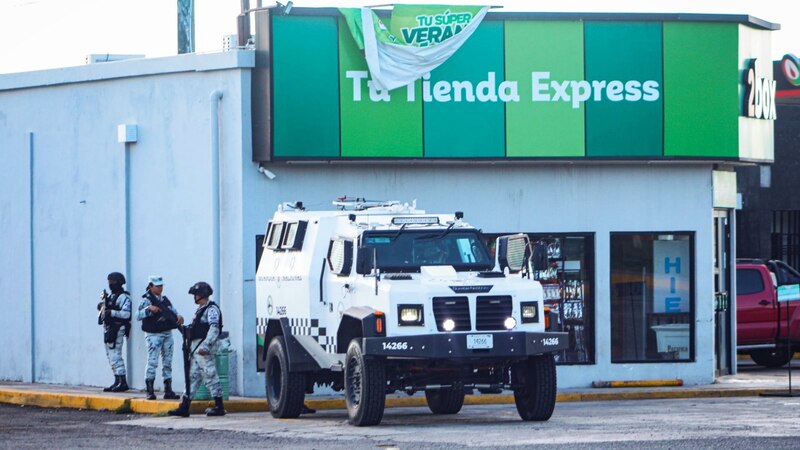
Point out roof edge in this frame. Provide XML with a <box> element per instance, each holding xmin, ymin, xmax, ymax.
<box><xmin>0</xmin><ymin>50</ymin><xmax>255</xmax><ymax>92</ymax></box>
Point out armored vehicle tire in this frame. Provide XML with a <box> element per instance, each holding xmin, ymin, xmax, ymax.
<box><xmin>266</xmin><ymin>336</ymin><xmax>306</xmax><ymax>418</ymax></box>
<box><xmin>425</xmin><ymin>382</ymin><xmax>465</xmax><ymax>415</ymax></box>
<box><xmin>750</xmin><ymin>347</ymin><xmax>792</xmax><ymax>367</ymax></box>
<box><xmin>512</xmin><ymin>354</ymin><xmax>557</xmax><ymax>421</ymax></box>
<box><xmin>345</xmin><ymin>339</ymin><xmax>386</xmax><ymax>426</ymax></box>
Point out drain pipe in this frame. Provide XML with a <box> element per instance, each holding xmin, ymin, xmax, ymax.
<box><xmin>210</xmin><ymin>90</ymin><xmax>223</xmax><ymax>303</ymax></box>
<box><xmin>28</xmin><ymin>132</ymin><xmax>36</xmax><ymax>383</ymax></box>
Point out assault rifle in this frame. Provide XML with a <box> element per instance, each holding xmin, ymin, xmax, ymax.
<box><xmin>148</xmin><ymin>295</ymin><xmax>179</xmax><ymax>329</ymax></box>
<box><xmin>98</xmin><ymin>290</ymin><xmax>110</xmax><ymax>325</ymax></box>
<box><xmin>179</xmin><ymin>325</ymin><xmax>193</xmax><ymax>400</ymax></box>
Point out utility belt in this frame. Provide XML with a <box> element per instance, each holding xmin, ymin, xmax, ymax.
<box><xmin>103</xmin><ymin>318</ymin><xmax>130</xmax><ymax>344</ymax></box>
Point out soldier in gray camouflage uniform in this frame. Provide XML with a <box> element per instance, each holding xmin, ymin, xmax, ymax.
<box><xmin>137</xmin><ymin>275</ymin><xmax>184</xmax><ymax>400</ymax></box>
<box><xmin>168</xmin><ymin>281</ymin><xmax>226</xmax><ymax>417</ymax></box>
<box><xmin>97</xmin><ymin>272</ymin><xmax>132</xmax><ymax>392</ymax></box>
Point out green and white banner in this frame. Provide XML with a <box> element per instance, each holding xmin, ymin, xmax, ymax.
<box><xmin>340</xmin><ymin>5</ymin><xmax>490</xmax><ymax>91</ymax></box>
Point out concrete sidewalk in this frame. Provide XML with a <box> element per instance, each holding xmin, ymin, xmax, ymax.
<box><xmin>2</xmin><ymin>365</ymin><xmax>798</xmax><ymax>415</ymax></box>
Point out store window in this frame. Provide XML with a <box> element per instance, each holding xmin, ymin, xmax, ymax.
<box><xmin>610</xmin><ymin>233</ymin><xmax>694</xmax><ymax>363</ymax></box>
<box><xmin>486</xmin><ymin>233</ymin><xmax>595</xmax><ymax>365</ymax></box>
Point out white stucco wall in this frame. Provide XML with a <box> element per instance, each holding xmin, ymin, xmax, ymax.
<box><xmin>1</xmin><ymin>51</ymin><xmax>719</xmax><ymax>397</ymax></box>
<box><xmin>0</xmin><ymin>51</ymin><xmax>253</xmax><ymax>394</ymax></box>
<box><xmin>244</xmin><ymin>162</ymin><xmax>717</xmax><ymax>391</ymax></box>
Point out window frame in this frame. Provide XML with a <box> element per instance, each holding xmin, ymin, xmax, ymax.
<box><xmin>609</xmin><ymin>231</ymin><xmax>696</xmax><ymax>364</ymax></box>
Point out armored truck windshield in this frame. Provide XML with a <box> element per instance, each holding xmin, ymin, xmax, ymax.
<box><xmin>361</xmin><ymin>229</ymin><xmax>494</xmax><ymax>273</ymax></box>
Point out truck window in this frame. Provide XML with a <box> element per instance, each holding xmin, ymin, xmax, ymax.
<box><xmin>361</xmin><ymin>230</ymin><xmax>494</xmax><ymax>273</ymax></box>
<box><xmin>327</xmin><ymin>239</ymin><xmax>353</xmax><ymax>276</ymax></box>
<box><xmin>737</xmin><ymin>268</ymin><xmax>765</xmax><ymax>295</ymax></box>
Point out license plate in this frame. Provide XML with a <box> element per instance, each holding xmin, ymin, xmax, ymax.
<box><xmin>467</xmin><ymin>334</ymin><xmax>493</xmax><ymax>349</ymax></box>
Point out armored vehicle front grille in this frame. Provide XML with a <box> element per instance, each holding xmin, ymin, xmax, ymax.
<box><xmin>432</xmin><ymin>296</ymin><xmax>471</xmax><ymax>331</ymax></box>
<box><xmin>475</xmin><ymin>295</ymin><xmax>513</xmax><ymax>330</ymax></box>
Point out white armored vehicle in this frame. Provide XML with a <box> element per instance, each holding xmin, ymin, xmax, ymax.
<box><xmin>256</xmin><ymin>199</ymin><xmax>568</xmax><ymax>426</ymax></box>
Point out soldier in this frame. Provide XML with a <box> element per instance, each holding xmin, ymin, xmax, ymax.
<box><xmin>168</xmin><ymin>281</ymin><xmax>226</xmax><ymax>417</ymax></box>
<box><xmin>136</xmin><ymin>275</ymin><xmax>184</xmax><ymax>400</ymax></box>
<box><xmin>97</xmin><ymin>271</ymin><xmax>132</xmax><ymax>392</ymax></box>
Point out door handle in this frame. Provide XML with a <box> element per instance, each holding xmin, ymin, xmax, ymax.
<box><xmin>759</xmin><ymin>300</ymin><xmax>771</xmax><ymax>306</ymax></box>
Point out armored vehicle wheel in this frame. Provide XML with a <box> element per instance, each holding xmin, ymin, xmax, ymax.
<box><xmin>266</xmin><ymin>336</ymin><xmax>306</xmax><ymax>418</ymax></box>
<box><xmin>345</xmin><ymin>339</ymin><xmax>386</xmax><ymax>426</ymax></box>
<box><xmin>425</xmin><ymin>381</ymin><xmax>465</xmax><ymax>415</ymax></box>
<box><xmin>750</xmin><ymin>347</ymin><xmax>792</xmax><ymax>367</ymax></box>
<box><xmin>512</xmin><ymin>354</ymin><xmax>557</xmax><ymax>421</ymax></box>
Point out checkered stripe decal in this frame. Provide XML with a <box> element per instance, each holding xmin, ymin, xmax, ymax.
<box><xmin>289</xmin><ymin>318</ymin><xmax>337</xmax><ymax>354</ymax></box>
<box><xmin>256</xmin><ymin>317</ymin><xmax>269</xmax><ymax>337</ymax></box>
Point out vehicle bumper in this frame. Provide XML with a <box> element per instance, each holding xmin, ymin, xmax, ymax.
<box><xmin>362</xmin><ymin>331</ymin><xmax>569</xmax><ymax>359</ymax></box>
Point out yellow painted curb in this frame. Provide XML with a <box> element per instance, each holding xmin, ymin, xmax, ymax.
<box><xmin>592</xmin><ymin>379</ymin><xmax>683</xmax><ymax>388</ymax></box>
<box><xmin>0</xmin><ymin>386</ymin><xmax>792</xmax><ymax>415</ymax></box>
<box><xmin>0</xmin><ymin>389</ymin><xmax>128</xmax><ymax>412</ymax></box>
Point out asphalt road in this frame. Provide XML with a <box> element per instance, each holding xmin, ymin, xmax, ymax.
<box><xmin>3</xmin><ymin>393</ymin><xmax>800</xmax><ymax>449</ymax></box>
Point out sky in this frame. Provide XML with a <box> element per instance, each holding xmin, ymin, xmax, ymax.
<box><xmin>0</xmin><ymin>0</ymin><xmax>796</xmax><ymax>74</ymax></box>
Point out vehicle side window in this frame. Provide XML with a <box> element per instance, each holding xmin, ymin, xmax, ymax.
<box><xmin>737</xmin><ymin>269</ymin><xmax>765</xmax><ymax>295</ymax></box>
<box><xmin>327</xmin><ymin>238</ymin><xmax>353</xmax><ymax>276</ymax></box>
<box><xmin>266</xmin><ymin>221</ymin><xmax>284</xmax><ymax>250</ymax></box>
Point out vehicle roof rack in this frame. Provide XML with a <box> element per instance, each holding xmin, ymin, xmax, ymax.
<box><xmin>332</xmin><ymin>196</ymin><xmax>411</xmax><ymax>212</ymax></box>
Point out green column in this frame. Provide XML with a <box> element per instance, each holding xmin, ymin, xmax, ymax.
<box><xmin>272</xmin><ymin>16</ymin><xmax>340</xmax><ymax>158</ymax></box>
<box><xmin>584</xmin><ymin>22</ymin><xmax>663</xmax><ymax>157</ymax></box>
<box><xmin>505</xmin><ymin>20</ymin><xmax>586</xmax><ymax>158</ymax></box>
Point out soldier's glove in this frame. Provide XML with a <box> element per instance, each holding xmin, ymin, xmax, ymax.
<box><xmin>105</xmin><ymin>310</ymin><xmax>112</xmax><ymax>318</ymax></box>
<box><xmin>97</xmin><ymin>302</ymin><xmax>103</xmax><ymax>311</ymax></box>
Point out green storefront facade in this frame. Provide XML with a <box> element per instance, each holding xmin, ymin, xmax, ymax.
<box><xmin>255</xmin><ymin>9</ymin><xmax>775</xmax><ymax>163</ymax></box>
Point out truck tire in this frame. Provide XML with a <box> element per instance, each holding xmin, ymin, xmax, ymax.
<box><xmin>265</xmin><ymin>336</ymin><xmax>306</xmax><ymax>418</ymax></box>
<box><xmin>512</xmin><ymin>354</ymin><xmax>557</xmax><ymax>421</ymax></box>
<box><xmin>425</xmin><ymin>382</ymin><xmax>465</xmax><ymax>415</ymax></box>
<box><xmin>345</xmin><ymin>339</ymin><xmax>386</xmax><ymax>426</ymax></box>
<box><xmin>750</xmin><ymin>347</ymin><xmax>793</xmax><ymax>367</ymax></box>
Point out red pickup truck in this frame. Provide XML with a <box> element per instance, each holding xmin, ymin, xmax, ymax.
<box><xmin>736</xmin><ymin>259</ymin><xmax>800</xmax><ymax>367</ymax></box>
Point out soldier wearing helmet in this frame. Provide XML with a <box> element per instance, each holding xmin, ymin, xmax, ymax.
<box><xmin>169</xmin><ymin>281</ymin><xmax>226</xmax><ymax>417</ymax></box>
<box><xmin>96</xmin><ymin>271</ymin><xmax>132</xmax><ymax>392</ymax></box>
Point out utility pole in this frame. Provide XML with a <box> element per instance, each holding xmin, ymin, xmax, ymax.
<box><xmin>178</xmin><ymin>0</ymin><xmax>195</xmax><ymax>54</ymax></box>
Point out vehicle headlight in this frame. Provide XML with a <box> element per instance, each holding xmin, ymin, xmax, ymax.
<box><xmin>521</xmin><ymin>301</ymin><xmax>539</xmax><ymax>324</ymax></box>
<box><xmin>398</xmin><ymin>304</ymin><xmax>424</xmax><ymax>326</ymax></box>
<box><xmin>504</xmin><ymin>316</ymin><xmax>517</xmax><ymax>330</ymax></box>
<box><xmin>442</xmin><ymin>318</ymin><xmax>456</xmax><ymax>332</ymax></box>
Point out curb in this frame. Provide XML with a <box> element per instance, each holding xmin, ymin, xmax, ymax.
<box><xmin>0</xmin><ymin>386</ymin><xmax>788</xmax><ymax>415</ymax></box>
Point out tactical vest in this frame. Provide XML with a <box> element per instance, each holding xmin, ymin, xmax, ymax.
<box><xmin>141</xmin><ymin>294</ymin><xmax>178</xmax><ymax>333</ymax></box>
<box><xmin>107</xmin><ymin>291</ymin><xmax>132</xmax><ymax>328</ymax></box>
<box><xmin>189</xmin><ymin>301</ymin><xmax>223</xmax><ymax>340</ymax></box>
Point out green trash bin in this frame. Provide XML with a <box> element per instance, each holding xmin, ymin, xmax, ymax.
<box><xmin>194</xmin><ymin>347</ymin><xmax>230</xmax><ymax>400</ymax></box>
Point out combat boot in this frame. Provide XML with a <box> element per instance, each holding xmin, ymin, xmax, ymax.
<box><xmin>163</xmin><ymin>379</ymin><xmax>179</xmax><ymax>400</ymax></box>
<box><xmin>112</xmin><ymin>375</ymin><xmax>129</xmax><ymax>392</ymax></box>
<box><xmin>168</xmin><ymin>395</ymin><xmax>191</xmax><ymax>417</ymax></box>
<box><xmin>145</xmin><ymin>379</ymin><xmax>156</xmax><ymax>400</ymax></box>
<box><xmin>205</xmin><ymin>396</ymin><xmax>226</xmax><ymax>416</ymax></box>
<box><xmin>103</xmin><ymin>375</ymin><xmax>120</xmax><ymax>392</ymax></box>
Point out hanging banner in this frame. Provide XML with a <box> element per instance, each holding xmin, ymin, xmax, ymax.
<box><xmin>340</xmin><ymin>5</ymin><xmax>490</xmax><ymax>91</ymax></box>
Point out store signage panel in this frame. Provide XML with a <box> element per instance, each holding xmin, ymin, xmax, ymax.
<box><xmin>338</xmin><ymin>17</ymin><xmax>423</xmax><ymax>158</ymax></box>
<box><xmin>712</xmin><ymin>170</ymin><xmax>737</xmax><ymax>209</ymax></box>
<box><xmin>268</xmin><ymin>13</ymin><xmax>763</xmax><ymax>161</ymax></box>
<box><xmin>742</xmin><ymin>59</ymin><xmax>777</xmax><ymax>120</ymax></box>
<box><xmin>505</xmin><ymin>20</ymin><xmax>585</xmax><ymax>157</ymax></box>
<box><xmin>663</xmin><ymin>22</ymin><xmax>739</xmax><ymax>159</ymax></box>
<box><xmin>272</xmin><ymin>16</ymin><xmax>341</xmax><ymax>158</ymax></box>
<box><xmin>584</xmin><ymin>22</ymin><xmax>663</xmax><ymax>157</ymax></box>
<box><xmin>422</xmin><ymin>20</ymin><xmax>506</xmax><ymax>157</ymax></box>
<box><xmin>653</xmin><ymin>240</ymin><xmax>691</xmax><ymax>314</ymax></box>
<box><xmin>780</xmin><ymin>54</ymin><xmax>800</xmax><ymax>87</ymax></box>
